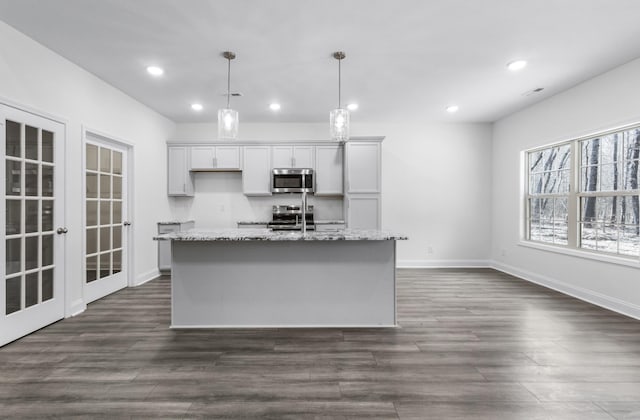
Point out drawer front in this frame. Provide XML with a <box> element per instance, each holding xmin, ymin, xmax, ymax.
<box><xmin>158</xmin><ymin>224</ymin><xmax>180</xmax><ymax>234</ymax></box>
<box><xmin>315</xmin><ymin>224</ymin><xmax>345</xmax><ymax>232</ymax></box>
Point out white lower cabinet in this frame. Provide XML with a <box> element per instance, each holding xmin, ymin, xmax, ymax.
<box><xmin>242</xmin><ymin>146</ymin><xmax>272</xmax><ymax>196</ymax></box>
<box><xmin>158</xmin><ymin>221</ymin><xmax>194</xmax><ymax>272</ymax></box>
<box><xmin>346</xmin><ymin>194</ymin><xmax>380</xmax><ymax>230</ymax></box>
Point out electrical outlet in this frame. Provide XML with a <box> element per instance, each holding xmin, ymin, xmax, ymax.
<box><xmin>427</xmin><ymin>246</ymin><xmax>434</xmax><ymax>255</ymax></box>
<box><xmin>500</xmin><ymin>248</ymin><xmax>506</xmax><ymax>257</ymax></box>
<box><xmin>220</xmin><ymin>205</ymin><xmax>225</xmax><ymax>212</ymax></box>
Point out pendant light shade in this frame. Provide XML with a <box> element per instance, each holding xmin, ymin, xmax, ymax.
<box><xmin>218</xmin><ymin>51</ymin><xmax>239</xmax><ymax>139</ymax></box>
<box><xmin>330</xmin><ymin>51</ymin><xmax>349</xmax><ymax>141</ymax></box>
<box><xmin>218</xmin><ymin>108</ymin><xmax>238</xmax><ymax>139</ymax></box>
<box><xmin>330</xmin><ymin>108</ymin><xmax>349</xmax><ymax>141</ymax></box>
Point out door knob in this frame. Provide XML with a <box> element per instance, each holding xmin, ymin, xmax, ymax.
<box><xmin>123</xmin><ymin>221</ymin><xmax>131</xmax><ymax>226</ymax></box>
<box><xmin>56</xmin><ymin>227</ymin><xmax>68</xmax><ymax>234</ymax></box>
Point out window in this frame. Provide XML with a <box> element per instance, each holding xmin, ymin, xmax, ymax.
<box><xmin>527</xmin><ymin>143</ymin><xmax>571</xmax><ymax>245</ymax></box>
<box><xmin>525</xmin><ymin>125</ymin><xmax>640</xmax><ymax>259</ymax></box>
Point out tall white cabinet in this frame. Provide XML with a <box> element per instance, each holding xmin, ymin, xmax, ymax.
<box><xmin>344</xmin><ymin>139</ymin><xmax>382</xmax><ymax>229</ymax></box>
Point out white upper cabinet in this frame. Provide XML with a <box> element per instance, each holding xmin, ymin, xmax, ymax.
<box><xmin>167</xmin><ymin>146</ymin><xmax>194</xmax><ymax>196</ymax></box>
<box><xmin>315</xmin><ymin>145</ymin><xmax>343</xmax><ymax>196</ymax></box>
<box><xmin>345</xmin><ymin>142</ymin><xmax>380</xmax><ymax>193</ymax></box>
<box><xmin>242</xmin><ymin>146</ymin><xmax>272</xmax><ymax>196</ymax></box>
<box><xmin>189</xmin><ymin>146</ymin><xmax>215</xmax><ymax>169</ymax></box>
<box><xmin>272</xmin><ymin>145</ymin><xmax>314</xmax><ymax>169</ymax></box>
<box><xmin>190</xmin><ymin>145</ymin><xmax>241</xmax><ymax>170</ymax></box>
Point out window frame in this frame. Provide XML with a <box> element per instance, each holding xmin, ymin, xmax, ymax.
<box><xmin>523</xmin><ymin>123</ymin><xmax>640</xmax><ymax>264</ymax></box>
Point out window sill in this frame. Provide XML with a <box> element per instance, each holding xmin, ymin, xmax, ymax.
<box><xmin>518</xmin><ymin>240</ymin><xmax>640</xmax><ymax>269</ymax></box>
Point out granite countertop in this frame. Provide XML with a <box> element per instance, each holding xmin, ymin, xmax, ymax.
<box><xmin>157</xmin><ymin>220</ymin><xmax>195</xmax><ymax>225</ymax></box>
<box><xmin>154</xmin><ymin>228</ymin><xmax>407</xmax><ymax>241</ymax></box>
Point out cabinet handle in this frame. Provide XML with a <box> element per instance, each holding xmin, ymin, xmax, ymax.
<box><xmin>183</xmin><ymin>183</ymin><xmax>186</xmax><ymax>192</ymax></box>
<box><xmin>292</xmin><ymin>157</ymin><xmax>295</xmax><ymax>167</ymax></box>
<box><xmin>213</xmin><ymin>157</ymin><xmax>217</xmax><ymax>167</ymax></box>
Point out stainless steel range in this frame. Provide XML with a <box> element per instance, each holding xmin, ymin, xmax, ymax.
<box><xmin>268</xmin><ymin>205</ymin><xmax>315</xmax><ymax>231</ymax></box>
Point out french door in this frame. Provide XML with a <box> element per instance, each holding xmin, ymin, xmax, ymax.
<box><xmin>1</xmin><ymin>105</ymin><xmax>65</xmax><ymax>347</ymax></box>
<box><xmin>83</xmin><ymin>134</ymin><xmax>129</xmax><ymax>303</ymax></box>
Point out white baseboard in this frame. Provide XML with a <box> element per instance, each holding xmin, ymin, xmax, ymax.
<box><xmin>134</xmin><ymin>268</ymin><xmax>161</xmax><ymax>287</ymax></box>
<box><xmin>490</xmin><ymin>260</ymin><xmax>640</xmax><ymax>321</ymax></box>
<box><xmin>397</xmin><ymin>259</ymin><xmax>491</xmax><ymax>268</ymax></box>
<box><xmin>67</xmin><ymin>298</ymin><xmax>86</xmax><ymax>318</ymax></box>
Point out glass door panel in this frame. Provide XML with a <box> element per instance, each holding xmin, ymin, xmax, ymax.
<box><xmin>1</xmin><ymin>106</ymin><xmax>65</xmax><ymax>347</ymax></box>
<box><xmin>84</xmin><ymin>138</ymin><xmax>128</xmax><ymax>303</ymax></box>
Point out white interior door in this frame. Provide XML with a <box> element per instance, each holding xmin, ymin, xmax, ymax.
<box><xmin>83</xmin><ymin>134</ymin><xmax>129</xmax><ymax>303</ymax></box>
<box><xmin>1</xmin><ymin>105</ymin><xmax>65</xmax><ymax>347</ymax></box>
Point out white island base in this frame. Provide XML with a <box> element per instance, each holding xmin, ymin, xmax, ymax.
<box><xmin>170</xmin><ymin>238</ymin><xmax>397</xmax><ymax>328</ymax></box>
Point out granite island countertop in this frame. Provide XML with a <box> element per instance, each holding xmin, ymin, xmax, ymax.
<box><xmin>154</xmin><ymin>228</ymin><xmax>407</xmax><ymax>241</ymax></box>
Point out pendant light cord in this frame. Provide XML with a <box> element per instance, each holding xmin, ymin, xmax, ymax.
<box><xmin>337</xmin><ymin>57</ymin><xmax>341</xmax><ymax>109</ymax></box>
<box><xmin>226</xmin><ymin>56</ymin><xmax>231</xmax><ymax>109</ymax></box>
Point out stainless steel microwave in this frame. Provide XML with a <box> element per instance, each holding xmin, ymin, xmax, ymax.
<box><xmin>271</xmin><ymin>168</ymin><xmax>314</xmax><ymax>193</ymax></box>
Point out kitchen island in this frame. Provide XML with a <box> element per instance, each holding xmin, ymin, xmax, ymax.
<box><xmin>155</xmin><ymin>228</ymin><xmax>407</xmax><ymax>328</ymax></box>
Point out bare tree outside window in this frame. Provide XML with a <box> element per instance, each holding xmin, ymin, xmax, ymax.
<box><xmin>526</xmin><ymin>125</ymin><xmax>639</xmax><ymax>259</ymax></box>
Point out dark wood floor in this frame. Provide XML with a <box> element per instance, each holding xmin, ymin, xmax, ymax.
<box><xmin>2</xmin><ymin>268</ymin><xmax>640</xmax><ymax>419</ymax></box>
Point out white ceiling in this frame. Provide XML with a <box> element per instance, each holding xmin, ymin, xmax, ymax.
<box><xmin>1</xmin><ymin>0</ymin><xmax>640</xmax><ymax>124</ymax></box>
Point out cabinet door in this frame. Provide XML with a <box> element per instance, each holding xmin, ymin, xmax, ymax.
<box><xmin>214</xmin><ymin>146</ymin><xmax>241</xmax><ymax>170</ymax></box>
<box><xmin>292</xmin><ymin>146</ymin><xmax>314</xmax><ymax>169</ymax></box>
<box><xmin>346</xmin><ymin>195</ymin><xmax>380</xmax><ymax>230</ymax></box>
<box><xmin>158</xmin><ymin>224</ymin><xmax>179</xmax><ymax>271</ymax></box>
<box><xmin>168</xmin><ymin>147</ymin><xmax>194</xmax><ymax>196</ymax></box>
<box><xmin>315</xmin><ymin>145</ymin><xmax>343</xmax><ymax>195</ymax></box>
<box><xmin>243</xmin><ymin>146</ymin><xmax>272</xmax><ymax>196</ymax></box>
<box><xmin>272</xmin><ymin>146</ymin><xmax>293</xmax><ymax>168</ymax></box>
<box><xmin>345</xmin><ymin>142</ymin><xmax>380</xmax><ymax>193</ymax></box>
<box><xmin>190</xmin><ymin>146</ymin><xmax>216</xmax><ymax>170</ymax></box>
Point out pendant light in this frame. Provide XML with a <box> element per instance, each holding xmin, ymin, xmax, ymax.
<box><xmin>218</xmin><ymin>51</ymin><xmax>239</xmax><ymax>139</ymax></box>
<box><xmin>330</xmin><ymin>51</ymin><xmax>349</xmax><ymax>141</ymax></box>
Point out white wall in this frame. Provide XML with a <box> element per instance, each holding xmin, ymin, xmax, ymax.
<box><xmin>492</xmin><ymin>57</ymin><xmax>640</xmax><ymax>319</ymax></box>
<box><xmin>171</xmin><ymin>121</ymin><xmax>494</xmax><ymax>266</ymax></box>
<box><xmin>0</xmin><ymin>21</ymin><xmax>175</xmax><ymax>315</ymax></box>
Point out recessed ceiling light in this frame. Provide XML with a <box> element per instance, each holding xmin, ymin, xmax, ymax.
<box><xmin>446</xmin><ymin>105</ymin><xmax>459</xmax><ymax>113</ymax></box>
<box><xmin>191</xmin><ymin>103</ymin><xmax>203</xmax><ymax>111</ymax></box>
<box><xmin>507</xmin><ymin>60</ymin><xmax>527</xmax><ymax>71</ymax></box>
<box><xmin>347</xmin><ymin>103</ymin><xmax>359</xmax><ymax>111</ymax></box>
<box><xmin>146</xmin><ymin>66</ymin><xmax>164</xmax><ymax>76</ymax></box>
<box><xmin>269</xmin><ymin>103</ymin><xmax>281</xmax><ymax>111</ymax></box>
